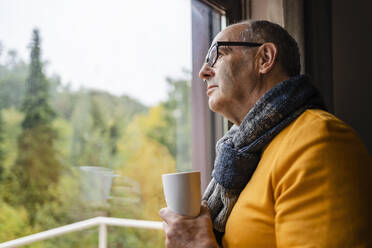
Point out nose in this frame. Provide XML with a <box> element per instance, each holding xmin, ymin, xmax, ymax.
<box><xmin>199</xmin><ymin>63</ymin><xmax>215</xmax><ymax>82</ymax></box>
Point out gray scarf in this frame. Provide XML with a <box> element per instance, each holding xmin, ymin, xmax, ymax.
<box><xmin>202</xmin><ymin>75</ymin><xmax>325</xmax><ymax>234</ymax></box>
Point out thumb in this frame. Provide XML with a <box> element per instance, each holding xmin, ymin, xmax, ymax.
<box><xmin>200</xmin><ymin>200</ymin><xmax>210</xmax><ymax>215</ymax></box>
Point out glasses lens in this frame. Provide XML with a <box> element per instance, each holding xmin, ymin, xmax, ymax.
<box><xmin>208</xmin><ymin>45</ymin><xmax>217</xmax><ymax>67</ymax></box>
<box><xmin>205</xmin><ymin>44</ymin><xmax>217</xmax><ymax>67</ymax></box>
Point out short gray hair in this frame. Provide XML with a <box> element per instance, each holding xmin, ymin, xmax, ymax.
<box><xmin>239</xmin><ymin>20</ymin><xmax>301</xmax><ymax>77</ymax></box>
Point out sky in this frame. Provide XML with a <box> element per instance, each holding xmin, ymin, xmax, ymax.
<box><xmin>0</xmin><ymin>0</ymin><xmax>192</xmax><ymax>105</ymax></box>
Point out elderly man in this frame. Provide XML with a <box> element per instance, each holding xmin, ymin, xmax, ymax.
<box><xmin>159</xmin><ymin>20</ymin><xmax>372</xmax><ymax>247</ymax></box>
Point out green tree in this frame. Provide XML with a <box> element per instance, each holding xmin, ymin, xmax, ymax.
<box><xmin>115</xmin><ymin>106</ymin><xmax>176</xmax><ymax>248</ymax></box>
<box><xmin>148</xmin><ymin>76</ymin><xmax>192</xmax><ymax>171</ymax></box>
<box><xmin>9</xmin><ymin>29</ymin><xmax>62</xmax><ymax>223</ymax></box>
<box><xmin>21</xmin><ymin>29</ymin><xmax>56</xmax><ymax>129</ymax></box>
<box><xmin>0</xmin><ymin>50</ymin><xmax>28</xmax><ymax>111</ymax></box>
<box><xmin>80</xmin><ymin>92</ymin><xmax>111</xmax><ymax>166</ymax></box>
<box><xmin>68</xmin><ymin>89</ymin><xmax>147</xmax><ymax>169</ymax></box>
<box><xmin>0</xmin><ymin>110</ymin><xmax>4</xmax><ymax>182</ymax></box>
<box><xmin>0</xmin><ymin>200</ymin><xmax>43</xmax><ymax>247</ymax></box>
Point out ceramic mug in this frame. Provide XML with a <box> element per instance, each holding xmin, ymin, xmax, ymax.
<box><xmin>162</xmin><ymin>171</ymin><xmax>201</xmax><ymax>217</ymax></box>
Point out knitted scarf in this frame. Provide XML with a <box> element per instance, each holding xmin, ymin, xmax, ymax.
<box><xmin>202</xmin><ymin>75</ymin><xmax>325</xmax><ymax>235</ymax></box>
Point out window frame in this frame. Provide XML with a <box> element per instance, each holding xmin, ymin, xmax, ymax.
<box><xmin>191</xmin><ymin>0</ymin><xmax>246</xmax><ymax>191</ymax></box>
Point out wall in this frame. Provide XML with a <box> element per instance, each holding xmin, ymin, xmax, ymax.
<box><xmin>332</xmin><ymin>0</ymin><xmax>372</xmax><ymax>153</ymax></box>
<box><xmin>250</xmin><ymin>0</ymin><xmax>284</xmax><ymax>25</ymax></box>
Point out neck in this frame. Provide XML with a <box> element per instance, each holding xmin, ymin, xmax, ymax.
<box><xmin>232</xmin><ymin>72</ymin><xmax>290</xmax><ymax>126</ymax></box>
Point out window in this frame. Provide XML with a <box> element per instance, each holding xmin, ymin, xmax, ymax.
<box><xmin>0</xmin><ymin>0</ymin><xmax>193</xmax><ymax>246</ymax></box>
<box><xmin>191</xmin><ymin>0</ymin><xmax>226</xmax><ymax>191</ymax></box>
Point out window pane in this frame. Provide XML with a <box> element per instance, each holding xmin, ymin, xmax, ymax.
<box><xmin>0</xmin><ymin>0</ymin><xmax>191</xmax><ymax>246</ymax></box>
<box><xmin>191</xmin><ymin>0</ymin><xmax>224</xmax><ymax>191</ymax></box>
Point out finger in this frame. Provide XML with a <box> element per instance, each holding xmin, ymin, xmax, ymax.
<box><xmin>159</xmin><ymin>207</ymin><xmax>182</xmax><ymax>222</ymax></box>
<box><xmin>162</xmin><ymin>221</ymin><xmax>168</xmax><ymax>231</ymax></box>
<box><xmin>159</xmin><ymin>207</ymin><xmax>169</xmax><ymax>221</ymax></box>
<box><xmin>200</xmin><ymin>201</ymin><xmax>211</xmax><ymax>215</ymax></box>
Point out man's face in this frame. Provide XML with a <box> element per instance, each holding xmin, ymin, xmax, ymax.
<box><xmin>199</xmin><ymin>25</ymin><xmax>260</xmax><ymax>121</ymax></box>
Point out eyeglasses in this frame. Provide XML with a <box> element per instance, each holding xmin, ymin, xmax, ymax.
<box><xmin>205</xmin><ymin>41</ymin><xmax>263</xmax><ymax>67</ymax></box>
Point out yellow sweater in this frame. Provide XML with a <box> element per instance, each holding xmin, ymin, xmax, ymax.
<box><xmin>222</xmin><ymin>109</ymin><xmax>372</xmax><ymax>247</ymax></box>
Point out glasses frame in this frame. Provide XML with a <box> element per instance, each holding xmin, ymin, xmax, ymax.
<box><xmin>205</xmin><ymin>41</ymin><xmax>263</xmax><ymax>67</ymax></box>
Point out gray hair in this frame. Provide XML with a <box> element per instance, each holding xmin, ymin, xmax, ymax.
<box><xmin>238</xmin><ymin>20</ymin><xmax>301</xmax><ymax>77</ymax></box>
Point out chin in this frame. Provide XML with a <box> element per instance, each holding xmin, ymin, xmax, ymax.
<box><xmin>208</xmin><ymin>97</ymin><xmax>224</xmax><ymax>114</ymax></box>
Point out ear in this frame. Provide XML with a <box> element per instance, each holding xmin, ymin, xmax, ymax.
<box><xmin>257</xmin><ymin>43</ymin><xmax>278</xmax><ymax>75</ymax></box>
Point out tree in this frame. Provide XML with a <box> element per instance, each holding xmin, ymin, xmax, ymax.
<box><xmin>148</xmin><ymin>76</ymin><xmax>192</xmax><ymax>171</ymax></box>
<box><xmin>0</xmin><ymin>49</ymin><xmax>28</xmax><ymax>111</ymax></box>
<box><xmin>115</xmin><ymin>107</ymin><xmax>177</xmax><ymax>247</ymax></box>
<box><xmin>21</xmin><ymin>29</ymin><xmax>56</xmax><ymax>129</ymax></box>
<box><xmin>0</xmin><ymin>110</ymin><xmax>4</xmax><ymax>183</ymax></box>
<box><xmin>9</xmin><ymin>29</ymin><xmax>62</xmax><ymax>223</ymax></box>
<box><xmin>0</xmin><ymin>200</ymin><xmax>42</xmax><ymax>247</ymax></box>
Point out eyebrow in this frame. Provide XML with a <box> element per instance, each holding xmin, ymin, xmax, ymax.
<box><xmin>219</xmin><ymin>46</ymin><xmax>232</xmax><ymax>53</ymax></box>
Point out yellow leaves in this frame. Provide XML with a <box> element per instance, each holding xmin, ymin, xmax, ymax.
<box><xmin>0</xmin><ymin>201</ymin><xmax>42</xmax><ymax>248</ymax></box>
<box><xmin>116</xmin><ymin>105</ymin><xmax>176</xmax><ymax>221</ymax></box>
<box><xmin>52</xmin><ymin>118</ymin><xmax>73</xmax><ymax>160</ymax></box>
<box><xmin>128</xmin><ymin>105</ymin><xmax>168</xmax><ymax>135</ymax></box>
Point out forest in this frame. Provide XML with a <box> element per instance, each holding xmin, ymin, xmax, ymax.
<box><xmin>0</xmin><ymin>29</ymin><xmax>191</xmax><ymax>247</ymax></box>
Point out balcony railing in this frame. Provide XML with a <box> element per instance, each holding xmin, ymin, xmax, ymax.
<box><xmin>0</xmin><ymin>217</ymin><xmax>163</xmax><ymax>248</ymax></box>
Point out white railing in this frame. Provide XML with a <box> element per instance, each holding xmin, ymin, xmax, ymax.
<box><xmin>0</xmin><ymin>217</ymin><xmax>163</xmax><ymax>248</ymax></box>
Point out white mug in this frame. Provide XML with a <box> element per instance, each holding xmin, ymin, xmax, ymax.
<box><xmin>162</xmin><ymin>171</ymin><xmax>201</xmax><ymax>217</ymax></box>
